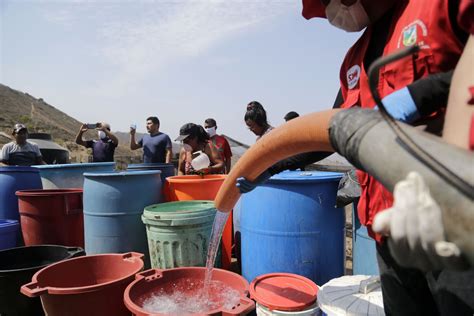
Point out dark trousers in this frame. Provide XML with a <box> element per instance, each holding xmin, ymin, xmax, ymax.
<box><xmin>377</xmin><ymin>242</ymin><xmax>474</xmax><ymax>316</ymax></box>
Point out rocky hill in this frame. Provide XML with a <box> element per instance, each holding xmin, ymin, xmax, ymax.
<box><xmin>0</xmin><ymin>83</ymin><xmax>141</xmax><ymax>162</ymax></box>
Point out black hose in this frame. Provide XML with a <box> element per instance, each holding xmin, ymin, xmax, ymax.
<box><xmin>367</xmin><ymin>46</ymin><xmax>474</xmax><ymax>200</ymax></box>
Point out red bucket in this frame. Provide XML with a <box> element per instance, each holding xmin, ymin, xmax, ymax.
<box><xmin>21</xmin><ymin>252</ymin><xmax>144</xmax><ymax>316</ymax></box>
<box><xmin>124</xmin><ymin>267</ymin><xmax>255</xmax><ymax>315</ymax></box>
<box><xmin>16</xmin><ymin>189</ymin><xmax>84</xmax><ymax>247</ymax></box>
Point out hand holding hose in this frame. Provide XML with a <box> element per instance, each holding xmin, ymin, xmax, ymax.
<box><xmin>236</xmin><ymin>170</ymin><xmax>272</xmax><ymax>193</ymax></box>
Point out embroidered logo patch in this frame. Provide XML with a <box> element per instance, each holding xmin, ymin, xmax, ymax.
<box><xmin>347</xmin><ymin>65</ymin><xmax>361</xmax><ymax>89</ymax></box>
<box><xmin>403</xmin><ymin>24</ymin><xmax>417</xmax><ymax>47</ymax></box>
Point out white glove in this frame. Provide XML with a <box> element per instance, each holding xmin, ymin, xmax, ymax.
<box><xmin>373</xmin><ymin>172</ymin><xmax>466</xmax><ymax>271</ymax></box>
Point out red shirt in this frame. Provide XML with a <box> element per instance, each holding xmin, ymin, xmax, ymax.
<box><xmin>210</xmin><ymin>135</ymin><xmax>232</xmax><ymax>168</ymax></box>
<box><xmin>458</xmin><ymin>0</ymin><xmax>474</xmax><ymax>34</ymax></box>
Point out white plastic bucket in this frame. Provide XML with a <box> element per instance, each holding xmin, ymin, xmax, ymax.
<box><xmin>257</xmin><ymin>303</ymin><xmax>321</xmax><ymax>316</ymax></box>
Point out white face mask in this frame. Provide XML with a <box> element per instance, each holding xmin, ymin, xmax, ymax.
<box><xmin>98</xmin><ymin>131</ymin><xmax>107</xmax><ymax>139</ymax></box>
<box><xmin>325</xmin><ymin>0</ymin><xmax>370</xmax><ymax>32</ymax></box>
<box><xmin>205</xmin><ymin>126</ymin><xmax>217</xmax><ymax>137</ymax></box>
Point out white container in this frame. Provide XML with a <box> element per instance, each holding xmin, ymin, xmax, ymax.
<box><xmin>257</xmin><ymin>302</ymin><xmax>321</xmax><ymax>316</ymax></box>
<box><xmin>318</xmin><ymin>275</ymin><xmax>385</xmax><ymax>316</ymax></box>
<box><xmin>191</xmin><ymin>151</ymin><xmax>210</xmax><ymax>171</ymax></box>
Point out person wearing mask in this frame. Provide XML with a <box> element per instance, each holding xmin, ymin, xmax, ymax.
<box><xmin>175</xmin><ymin>123</ymin><xmax>224</xmax><ymax>175</ymax></box>
<box><xmin>245</xmin><ymin>101</ymin><xmax>274</xmax><ymax>140</ymax></box>
<box><xmin>75</xmin><ymin>122</ymin><xmax>118</xmax><ymax>162</ymax></box>
<box><xmin>0</xmin><ymin>123</ymin><xmax>46</xmax><ymax>166</ymax></box>
<box><xmin>239</xmin><ymin>0</ymin><xmax>469</xmax><ymax>314</ymax></box>
<box><xmin>204</xmin><ymin>118</ymin><xmax>232</xmax><ymax>174</ymax></box>
<box><xmin>284</xmin><ymin>111</ymin><xmax>300</xmax><ymax>122</ymax></box>
<box><xmin>130</xmin><ymin>116</ymin><xmax>172</xmax><ymax>163</ymax></box>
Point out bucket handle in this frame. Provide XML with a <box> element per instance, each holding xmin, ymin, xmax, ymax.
<box><xmin>21</xmin><ymin>281</ymin><xmax>48</xmax><ymax>297</ymax></box>
<box><xmin>66</xmin><ymin>247</ymin><xmax>84</xmax><ymax>258</ymax></box>
<box><xmin>220</xmin><ymin>297</ymin><xmax>255</xmax><ymax>315</ymax></box>
<box><xmin>134</xmin><ymin>269</ymin><xmax>164</xmax><ymax>282</ymax></box>
<box><xmin>63</xmin><ymin>194</ymin><xmax>83</xmax><ymax>215</ymax></box>
<box><xmin>122</xmin><ymin>252</ymin><xmax>145</xmax><ymax>262</ymax></box>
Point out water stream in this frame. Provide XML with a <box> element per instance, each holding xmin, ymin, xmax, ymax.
<box><xmin>204</xmin><ymin>210</ymin><xmax>230</xmax><ymax>288</ymax></box>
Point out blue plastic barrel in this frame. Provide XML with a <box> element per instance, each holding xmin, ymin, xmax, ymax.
<box><xmin>34</xmin><ymin>162</ymin><xmax>115</xmax><ymax>189</ymax></box>
<box><xmin>127</xmin><ymin>163</ymin><xmax>175</xmax><ymax>201</ymax></box>
<box><xmin>352</xmin><ymin>201</ymin><xmax>379</xmax><ymax>275</ymax></box>
<box><xmin>0</xmin><ymin>167</ymin><xmax>42</xmax><ymax>220</ymax></box>
<box><xmin>83</xmin><ymin>170</ymin><xmax>162</xmax><ymax>266</ymax></box>
<box><xmin>0</xmin><ymin>220</ymin><xmax>19</xmax><ymax>250</ymax></box>
<box><xmin>240</xmin><ymin>171</ymin><xmax>344</xmax><ymax>285</ymax></box>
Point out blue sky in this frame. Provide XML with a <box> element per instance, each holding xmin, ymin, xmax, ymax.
<box><xmin>1</xmin><ymin>0</ymin><xmax>360</xmax><ymax>145</ymax></box>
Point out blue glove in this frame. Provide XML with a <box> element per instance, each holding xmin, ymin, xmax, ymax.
<box><xmin>236</xmin><ymin>170</ymin><xmax>272</xmax><ymax>193</ymax></box>
<box><xmin>376</xmin><ymin>87</ymin><xmax>420</xmax><ymax>123</ymax></box>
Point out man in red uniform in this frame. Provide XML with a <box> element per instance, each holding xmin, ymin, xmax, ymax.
<box><xmin>301</xmin><ymin>0</ymin><xmax>471</xmax><ymax>315</ymax></box>
<box><xmin>204</xmin><ymin>118</ymin><xmax>232</xmax><ymax>174</ymax></box>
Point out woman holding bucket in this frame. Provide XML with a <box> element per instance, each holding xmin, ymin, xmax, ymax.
<box><xmin>176</xmin><ymin>123</ymin><xmax>224</xmax><ymax>175</ymax></box>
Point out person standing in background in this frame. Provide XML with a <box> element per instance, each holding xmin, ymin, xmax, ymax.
<box><xmin>204</xmin><ymin>118</ymin><xmax>232</xmax><ymax>174</ymax></box>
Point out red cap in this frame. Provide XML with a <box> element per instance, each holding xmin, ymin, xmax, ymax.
<box><xmin>250</xmin><ymin>273</ymin><xmax>319</xmax><ymax>311</ymax></box>
<box><xmin>302</xmin><ymin>0</ymin><xmax>326</xmax><ymax>19</ymax></box>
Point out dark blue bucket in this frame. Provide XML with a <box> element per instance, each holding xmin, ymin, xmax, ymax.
<box><xmin>83</xmin><ymin>170</ymin><xmax>162</xmax><ymax>267</ymax></box>
<box><xmin>240</xmin><ymin>171</ymin><xmax>344</xmax><ymax>285</ymax></box>
<box><xmin>0</xmin><ymin>166</ymin><xmax>42</xmax><ymax>221</ymax></box>
<box><xmin>0</xmin><ymin>220</ymin><xmax>19</xmax><ymax>250</ymax></box>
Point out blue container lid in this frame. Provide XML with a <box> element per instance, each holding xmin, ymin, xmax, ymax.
<box><xmin>268</xmin><ymin>170</ymin><xmax>343</xmax><ymax>184</ymax></box>
<box><xmin>0</xmin><ymin>166</ymin><xmax>40</xmax><ymax>173</ymax></box>
<box><xmin>128</xmin><ymin>163</ymin><xmax>173</xmax><ymax>168</ymax></box>
<box><xmin>34</xmin><ymin>162</ymin><xmax>115</xmax><ymax>170</ymax></box>
<box><xmin>83</xmin><ymin>170</ymin><xmax>162</xmax><ymax>177</ymax></box>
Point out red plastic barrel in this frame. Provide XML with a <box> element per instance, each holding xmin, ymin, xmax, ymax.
<box><xmin>16</xmin><ymin>189</ymin><xmax>84</xmax><ymax>247</ymax></box>
<box><xmin>124</xmin><ymin>267</ymin><xmax>255</xmax><ymax>316</ymax></box>
<box><xmin>21</xmin><ymin>252</ymin><xmax>144</xmax><ymax>316</ymax></box>
<box><xmin>165</xmin><ymin>175</ymin><xmax>233</xmax><ymax>270</ymax></box>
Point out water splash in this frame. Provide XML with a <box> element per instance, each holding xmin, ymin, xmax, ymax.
<box><xmin>204</xmin><ymin>210</ymin><xmax>230</xmax><ymax>288</ymax></box>
<box><xmin>140</xmin><ymin>278</ymin><xmax>241</xmax><ymax>315</ymax></box>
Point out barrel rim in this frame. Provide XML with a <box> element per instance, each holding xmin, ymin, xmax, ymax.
<box><xmin>33</xmin><ymin>162</ymin><xmax>115</xmax><ymax>170</ymax></box>
<box><xmin>267</xmin><ymin>171</ymin><xmax>343</xmax><ymax>183</ymax></box>
<box><xmin>84</xmin><ymin>170</ymin><xmax>161</xmax><ymax>177</ymax></box>
<box><xmin>166</xmin><ymin>174</ymin><xmax>226</xmax><ymax>183</ymax></box>
<box><xmin>16</xmin><ymin>188</ymin><xmax>83</xmax><ymax>196</ymax></box>
<box><xmin>0</xmin><ymin>166</ymin><xmax>40</xmax><ymax>173</ymax></box>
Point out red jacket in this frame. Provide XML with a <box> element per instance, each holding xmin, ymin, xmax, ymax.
<box><xmin>338</xmin><ymin>0</ymin><xmax>464</xmax><ymax>242</ymax></box>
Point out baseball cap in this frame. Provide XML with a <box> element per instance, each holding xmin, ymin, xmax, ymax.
<box><xmin>302</xmin><ymin>0</ymin><xmax>326</xmax><ymax>19</ymax></box>
<box><xmin>12</xmin><ymin>123</ymin><xmax>27</xmax><ymax>134</ymax></box>
<box><xmin>175</xmin><ymin>123</ymin><xmax>199</xmax><ymax>141</ymax></box>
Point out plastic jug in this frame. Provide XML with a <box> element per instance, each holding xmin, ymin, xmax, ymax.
<box><xmin>191</xmin><ymin>151</ymin><xmax>210</xmax><ymax>171</ymax></box>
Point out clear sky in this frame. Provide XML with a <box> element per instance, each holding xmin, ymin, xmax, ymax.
<box><xmin>1</xmin><ymin>0</ymin><xmax>360</xmax><ymax>145</ymax></box>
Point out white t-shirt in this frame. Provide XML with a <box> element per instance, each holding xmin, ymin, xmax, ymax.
<box><xmin>0</xmin><ymin>141</ymin><xmax>42</xmax><ymax>166</ymax></box>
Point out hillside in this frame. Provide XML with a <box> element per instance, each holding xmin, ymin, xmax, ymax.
<box><xmin>0</xmin><ymin>84</ymin><xmax>141</xmax><ymax>162</ymax></box>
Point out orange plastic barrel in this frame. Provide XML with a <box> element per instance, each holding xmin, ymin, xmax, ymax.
<box><xmin>165</xmin><ymin>175</ymin><xmax>233</xmax><ymax>270</ymax></box>
<box><xmin>21</xmin><ymin>252</ymin><xmax>144</xmax><ymax>316</ymax></box>
<box><xmin>16</xmin><ymin>189</ymin><xmax>84</xmax><ymax>248</ymax></box>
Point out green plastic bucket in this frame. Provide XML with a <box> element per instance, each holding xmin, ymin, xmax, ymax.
<box><xmin>142</xmin><ymin>200</ymin><xmax>220</xmax><ymax>269</ymax></box>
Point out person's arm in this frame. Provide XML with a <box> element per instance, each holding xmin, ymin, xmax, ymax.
<box><xmin>100</xmin><ymin>125</ymin><xmax>119</xmax><ymax>145</ymax></box>
<box><xmin>177</xmin><ymin>148</ymin><xmax>187</xmax><ymax>175</ymax></box>
<box><xmin>205</xmin><ymin>143</ymin><xmax>224</xmax><ymax>174</ymax></box>
<box><xmin>165</xmin><ymin>136</ymin><xmax>172</xmax><ymax>163</ymax></box>
<box><xmin>75</xmin><ymin>124</ymin><xmax>88</xmax><ymax>147</ymax></box>
<box><xmin>0</xmin><ymin>145</ymin><xmax>10</xmax><ymax>165</ymax></box>
<box><xmin>268</xmin><ymin>152</ymin><xmax>333</xmax><ymax>175</ymax></box>
<box><xmin>130</xmin><ymin>128</ymin><xmax>141</xmax><ymax>150</ymax></box>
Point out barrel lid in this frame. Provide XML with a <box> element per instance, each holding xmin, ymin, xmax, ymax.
<box><xmin>0</xmin><ymin>166</ymin><xmax>40</xmax><ymax>173</ymax></box>
<box><xmin>143</xmin><ymin>201</ymin><xmax>216</xmax><ymax>223</ymax></box>
<box><xmin>34</xmin><ymin>162</ymin><xmax>115</xmax><ymax>170</ymax></box>
<box><xmin>268</xmin><ymin>171</ymin><xmax>342</xmax><ymax>183</ymax></box>
<box><xmin>84</xmin><ymin>170</ymin><xmax>161</xmax><ymax>177</ymax></box>
<box><xmin>318</xmin><ymin>275</ymin><xmax>384</xmax><ymax>316</ymax></box>
<box><xmin>249</xmin><ymin>273</ymin><xmax>318</xmax><ymax>312</ymax></box>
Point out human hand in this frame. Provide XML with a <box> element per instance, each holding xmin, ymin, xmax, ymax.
<box><xmin>376</xmin><ymin>87</ymin><xmax>420</xmax><ymax>123</ymax></box>
<box><xmin>130</xmin><ymin>126</ymin><xmax>136</xmax><ymax>136</ymax></box>
<box><xmin>236</xmin><ymin>170</ymin><xmax>272</xmax><ymax>193</ymax></box>
<box><xmin>80</xmin><ymin>124</ymin><xmax>88</xmax><ymax>132</ymax></box>
<box><xmin>373</xmin><ymin>172</ymin><xmax>467</xmax><ymax>271</ymax></box>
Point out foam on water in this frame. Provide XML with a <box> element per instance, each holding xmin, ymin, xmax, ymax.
<box><xmin>140</xmin><ymin>278</ymin><xmax>241</xmax><ymax>315</ymax></box>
